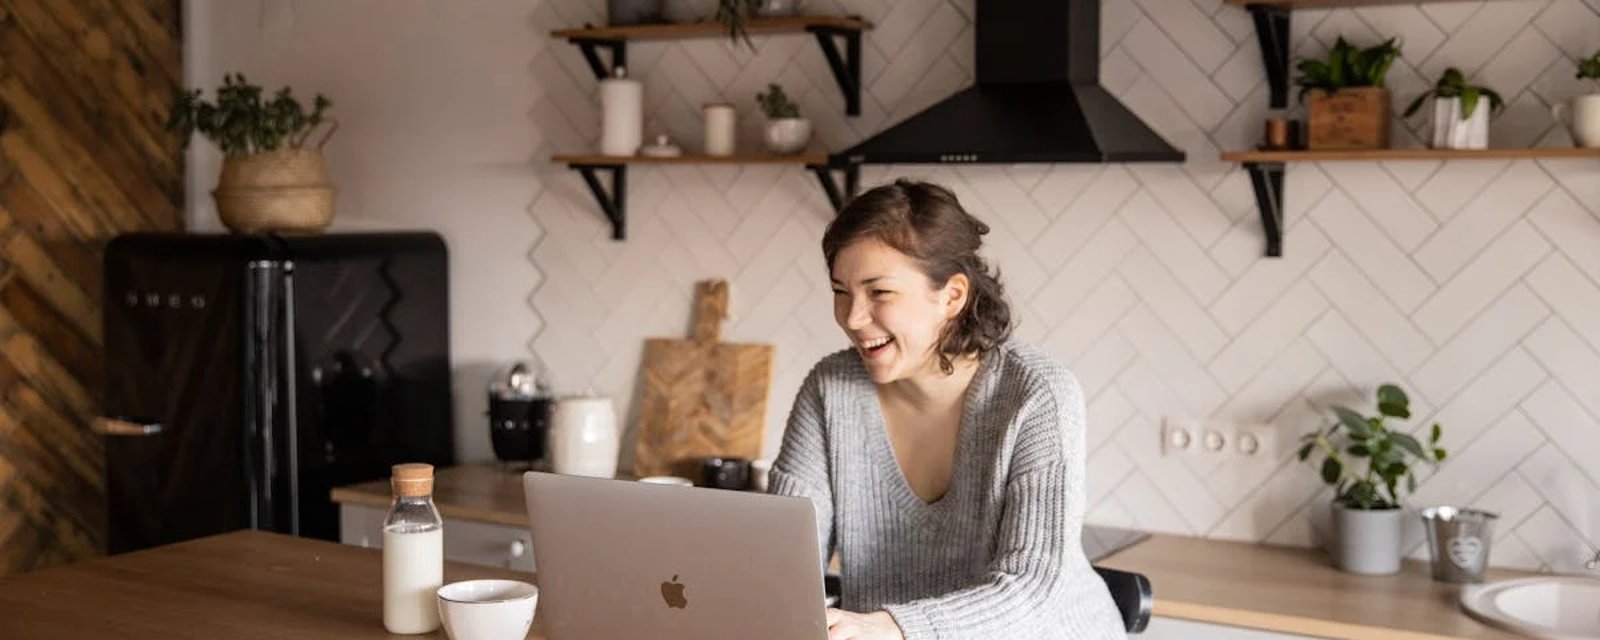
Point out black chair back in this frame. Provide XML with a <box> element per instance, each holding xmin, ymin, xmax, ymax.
<box><xmin>1094</xmin><ymin>566</ymin><xmax>1153</xmax><ymax>634</ymax></box>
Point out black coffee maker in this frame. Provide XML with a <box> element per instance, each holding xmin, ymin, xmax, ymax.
<box><xmin>488</xmin><ymin>362</ymin><xmax>553</xmax><ymax>469</ymax></box>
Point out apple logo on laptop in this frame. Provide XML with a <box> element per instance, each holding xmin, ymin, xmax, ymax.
<box><xmin>660</xmin><ymin>574</ymin><xmax>688</xmax><ymax>609</ymax></box>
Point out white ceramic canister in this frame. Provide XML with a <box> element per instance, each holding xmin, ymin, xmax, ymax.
<box><xmin>703</xmin><ymin>103</ymin><xmax>737</xmax><ymax>156</ymax></box>
<box><xmin>548</xmin><ymin>394</ymin><xmax>620</xmax><ymax>478</ymax></box>
<box><xmin>600</xmin><ymin>67</ymin><xmax>643</xmax><ymax>156</ymax></box>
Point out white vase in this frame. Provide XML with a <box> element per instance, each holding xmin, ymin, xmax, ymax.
<box><xmin>1430</xmin><ymin>96</ymin><xmax>1488</xmax><ymax>150</ymax></box>
<box><xmin>763</xmin><ymin>118</ymin><xmax>812</xmax><ymax>154</ymax></box>
<box><xmin>1330</xmin><ymin>502</ymin><xmax>1404</xmax><ymax>575</ymax></box>
<box><xmin>549</xmin><ymin>395</ymin><xmax>619</xmax><ymax>478</ymax></box>
<box><xmin>1552</xmin><ymin>94</ymin><xmax>1600</xmax><ymax>148</ymax></box>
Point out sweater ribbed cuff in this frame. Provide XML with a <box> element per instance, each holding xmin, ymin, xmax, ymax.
<box><xmin>883</xmin><ymin>601</ymin><xmax>941</xmax><ymax>640</ymax></box>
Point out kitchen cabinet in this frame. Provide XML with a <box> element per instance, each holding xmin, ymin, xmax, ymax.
<box><xmin>1141</xmin><ymin>617</ymin><xmax>1318</xmax><ymax>639</ymax></box>
<box><xmin>340</xmin><ymin>503</ymin><xmax>534</xmax><ymax>573</ymax></box>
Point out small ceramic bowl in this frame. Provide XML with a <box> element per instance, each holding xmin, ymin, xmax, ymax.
<box><xmin>437</xmin><ymin>579</ymin><xmax>538</xmax><ymax>640</ymax></box>
<box><xmin>637</xmin><ymin>475</ymin><xmax>694</xmax><ymax>487</ymax></box>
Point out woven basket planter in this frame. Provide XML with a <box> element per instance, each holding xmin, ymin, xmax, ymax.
<box><xmin>211</xmin><ymin>122</ymin><xmax>338</xmax><ymax>234</ymax></box>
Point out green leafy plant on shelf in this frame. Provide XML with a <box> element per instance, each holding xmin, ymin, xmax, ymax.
<box><xmin>1298</xmin><ymin>384</ymin><xmax>1447</xmax><ymax>510</ymax></box>
<box><xmin>1404</xmin><ymin>67</ymin><xmax>1504</xmax><ymax>121</ymax></box>
<box><xmin>166</xmin><ymin>73</ymin><xmax>332</xmax><ymax>156</ymax></box>
<box><xmin>1577</xmin><ymin>48</ymin><xmax>1600</xmax><ymax>85</ymax></box>
<box><xmin>756</xmin><ymin>83</ymin><xmax>800</xmax><ymax>119</ymax></box>
<box><xmin>717</xmin><ymin>0</ymin><xmax>763</xmax><ymax>49</ymax></box>
<box><xmin>1294</xmin><ymin>36</ymin><xmax>1402</xmax><ymax>102</ymax></box>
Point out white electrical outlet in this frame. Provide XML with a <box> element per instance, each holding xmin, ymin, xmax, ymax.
<box><xmin>1162</xmin><ymin>419</ymin><xmax>1279</xmax><ymax>461</ymax></box>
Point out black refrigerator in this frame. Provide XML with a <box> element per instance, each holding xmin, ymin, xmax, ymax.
<box><xmin>102</xmin><ymin>232</ymin><xmax>454</xmax><ymax>553</ymax></box>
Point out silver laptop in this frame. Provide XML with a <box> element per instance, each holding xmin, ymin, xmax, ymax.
<box><xmin>523</xmin><ymin>471</ymin><xmax>827</xmax><ymax>640</ymax></box>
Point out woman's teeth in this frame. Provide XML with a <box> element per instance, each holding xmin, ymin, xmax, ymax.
<box><xmin>861</xmin><ymin>337</ymin><xmax>893</xmax><ymax>355</ymax></box>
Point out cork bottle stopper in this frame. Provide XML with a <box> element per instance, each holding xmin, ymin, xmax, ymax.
<box><xmin>391</xmin><ymin>463</ymin><xmax>434</xmax><ymax>497</ymax></box>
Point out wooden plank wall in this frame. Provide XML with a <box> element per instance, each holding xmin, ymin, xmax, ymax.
<box><xmin>0</xmin><ymin>0</ymin><xmax>183</xmax><ymax>576</ymax></box>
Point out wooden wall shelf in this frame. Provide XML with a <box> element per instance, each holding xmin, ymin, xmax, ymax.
<box><xmin>550</xmin><ymin>16</ymin><xmax>869</xmax><ymax>41</ymax></box>
<box><xmin>1225</xmin><ymin>0</ymin><xmax>1481</xmax><ymax>7</ymax></box>
<box><xmin>553</xmin><ymin>154</ymin><xmax>857</xmax><ymax>239</ymax></box>
<box><xmin>1227</xmin><ymin>147</ymin><xmax>1600</xmax><ymax>257</ymax></box>
<box><xmin>1223</xmin><ymin>148</ymin><xmax>1600</xmax><ymax>162</ymax></box>
<box><xmin>552</xmin><ymin>153</ymin><xmax>828</xmax><ymax>165</ymax></box>
<box><xmin>552</xmin><ymin>16</ymin><xmax>870</xmax><ymax>116</ymax></box>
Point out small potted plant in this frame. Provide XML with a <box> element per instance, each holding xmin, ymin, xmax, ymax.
<box><xmin>1555</xmin><ymin>49</ymin><xmax>1600</xmax><ymax>148</ymax></box>
<box><xmin>1404</xmin><ymin>68</ymin><xmax>1503</xmax><ymax>150</ymax></box>
<box><xmin>1298</xmin><ymin>384</ymin><xmax>1447</xmax><ymax>575</ymax></box>
<box><xmin>167</xmin><ymin>74</ymin><xmax>336</xmax><ymax>234</ymax></box>
<box><xmin>757</xmin><ymin>83</ymin><xmax>811</xmax><ymax>154</ymax></box>
<box><xmin>1295</xmin><ymin>37</ymin><xmax>1401</xmax><ymax>150</ymax></box>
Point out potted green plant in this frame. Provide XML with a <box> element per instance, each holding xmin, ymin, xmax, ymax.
<box><xmin>1404</xmin><ymin>68</ymin><xmax>1503</xmax><ymax>150</ymax></box>
<box><xmin>756</xmin><ymin>83</ymin><xmax>810</xmax><ymax>154</ymax></box>
<box><xmin>1554</xmin><ymin>49</ymin><xmax>1600</xmax><ymax>148</ymax></box>
<box><xmin>1295</xmin><ymin>37</ymin><xmax>1401</xmax><ymax>150</ymax></box>
<box><xmin>1298</xmin><ymin>384</ymin><xmax>1447</xmax><ymax>575</ymax></box>
<box><xmin>167</xmin><ymin>73</ymin><xmax>337</xmax><ymax>234</ymax></box>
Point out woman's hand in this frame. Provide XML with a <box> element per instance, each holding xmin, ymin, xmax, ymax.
<box><xmin>826</xmin><ymin>608</ymin><xmax>905</xmax><ymax>640</ymax></box>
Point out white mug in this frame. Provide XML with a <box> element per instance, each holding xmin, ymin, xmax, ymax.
<box><xmin>549</xmin><ymin>395</ymin><xmax>619</xmax><ymax>478</ymax></box>
<box><xmin>1551</xmin><ymin>95</ymin><xmax>1600</xmax><ymax>148</ymax></box>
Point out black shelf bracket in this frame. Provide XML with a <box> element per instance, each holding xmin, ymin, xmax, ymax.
<box><xmin>807</xmin><ymin>25</ymin><xmax>863</xmax><ymax>116</ymax></box>
<box><xmin>809</xmin><ymin>164</ymin><xmax>860</xmax><ymax>212</ymax></box>
<box><xmin>1244</xmin><ymin>162</ymin><xmax>1285</xmax><ymax>258</ymax></box>
<box><xmin>567</xmin><ymin>163</ymin><xmax>627</xmax><ymax>240</ymax></box>
<box><xmin>573</xmin><ymin>38</ymin><xmax>626</xmax><ymax>79</ymax></box>
<box><xmin>1248</xmin><ymin>4</ymin><xmax>1291</xmax><ymax>110</ymax></box>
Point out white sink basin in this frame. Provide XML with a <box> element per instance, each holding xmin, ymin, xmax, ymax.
<box><xmin>1461</xmin><ymin>576</ymin><xmax>1600</xmax><ymax>639</ymax></box>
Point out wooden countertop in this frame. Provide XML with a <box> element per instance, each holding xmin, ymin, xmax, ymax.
<box><xmin>1098</xmin><ymin>533</ymin><xmax>1533</xmax><ymax>639</ymax></box>
<box><xmin>0</xmin><ymin>530</ymin><xmax>544</xmax><ymax>639</ymax></box>
<box><xmin>332</xmin><ymin>463</ymin><xmax>535</xmax><ymax>527</ymax></box>
<box><xmin>335</xmin><ymin>465</ymin><xmax>1532</xmax><ymax>638</ymax></box>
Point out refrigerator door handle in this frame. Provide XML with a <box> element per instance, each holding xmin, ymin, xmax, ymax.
<box><xmin>94</xmin><ymin>417</ymin><xmax>165</xmax><ymax>436</ymax></box>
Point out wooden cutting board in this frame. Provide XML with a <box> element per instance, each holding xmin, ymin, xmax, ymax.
<box><xmin>633</xmin><ymin>279</ymin><xmax>774</xmax><ymax>480</ymax></box>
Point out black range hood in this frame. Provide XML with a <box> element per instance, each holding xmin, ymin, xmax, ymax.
<box><xmin>833</xmin><ymin>0</ymin><xmax>1185</xmax><ymax>166</ymax></box>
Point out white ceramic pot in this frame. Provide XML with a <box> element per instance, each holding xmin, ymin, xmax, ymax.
<box><xmin>1330</xmin><ymin>502</ymin><xmax>1403</xmax><ymax>575</ymax></box>
<box><xmin>763</xmin><ymin>118</ymin><xmax>812</xmax><ymax>154</ymax></box>
<box><xmin>1552</xmin><ymin>94</ymin><xmax>1600</xmax><ymax>148</ymax></box>
<box><xmin>436</xmin><ymin>580</ymin><xmax>538</xmax><ymax>640</ymax></box>
<box><xmin>549</xmin><ymin>395</ymin><xmax>619</xmax><ymax>478</ymax></box>
<box><xmin>1431</xmin><ymin>96</ymin><xmax>1489</xmax><ymax>150</ymax></box>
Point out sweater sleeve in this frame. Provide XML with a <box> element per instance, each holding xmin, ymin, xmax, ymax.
<box><xmin>768</xmin><ymin>366</ymin><xmax>835</xmax><ymax>572</ymax></box>
<box><xmin>881</xmin><ymin>369</ymin><xmax>1100</xmax><ymax>639</ymax></box>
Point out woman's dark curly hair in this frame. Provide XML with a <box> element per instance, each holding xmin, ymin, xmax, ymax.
<box><xmin>821</xmin><ymin>178</ymin><xmax>1013</xmax><ymax>375</ymax></box>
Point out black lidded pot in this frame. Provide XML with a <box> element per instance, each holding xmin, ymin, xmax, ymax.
<box><xmin>488</xmin><ymin>362</ymin><xmax>553</xmax><ymax>468</ymax></box>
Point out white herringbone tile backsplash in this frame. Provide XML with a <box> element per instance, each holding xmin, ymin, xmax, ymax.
<box><xmin>528</xmin><ymin>0</ymin><xmax>1600</xmax><ymax>572</ymax></box>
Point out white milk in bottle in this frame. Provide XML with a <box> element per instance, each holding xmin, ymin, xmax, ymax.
<box><xmin>382</xmin><ymin>463</ymin><xmax>443</xmax><ymax>634</ymax></box>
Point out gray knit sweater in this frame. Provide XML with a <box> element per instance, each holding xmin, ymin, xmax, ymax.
<box><xmin>770</xmin><ymin>340</ymin><xmax>1125</xmax><ymax>639</ymax></box>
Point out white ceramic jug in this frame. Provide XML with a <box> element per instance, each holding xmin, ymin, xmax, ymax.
<box><xmin>549</xmin><ymin>395</ymin><xmax>619</xmax><ymax>478</ymax></box>
<box><xmin>1552</xmin><ymin>95</ymin><xmax>1600</xmax><ymax>148</ymax></box>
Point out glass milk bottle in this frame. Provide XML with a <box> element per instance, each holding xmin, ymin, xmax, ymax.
<box><xmin>383</xmin><ymin>463</ymin><xmax>443</xmax><ymax>634</ymax></box>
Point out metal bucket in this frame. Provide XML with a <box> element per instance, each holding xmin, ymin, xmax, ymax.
<box><xmin>1419</xmin><ymin>506</ymin><xmax>1498</xmax><ymax>583</ymax></box>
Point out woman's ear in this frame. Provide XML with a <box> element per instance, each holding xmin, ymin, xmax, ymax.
<box><xmin>943</xmin><ymin>273</ymin><xmax>970</xmax><ymax>319</ymax></box>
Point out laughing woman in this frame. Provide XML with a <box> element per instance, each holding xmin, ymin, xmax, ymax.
<box><xmin>770</xmin><ymin>179</ymin><xmax>1124</xmax><ymax>640</ymax></box>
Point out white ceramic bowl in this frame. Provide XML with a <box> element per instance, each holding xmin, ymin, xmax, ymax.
<box><xmin>437</xmin><ymin>579</ymin><xmax>538</xmax><ymax>640</ymax></box>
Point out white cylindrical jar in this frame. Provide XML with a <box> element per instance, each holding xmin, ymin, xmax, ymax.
<box><xmin>600</xmin><ymin>67</ymin><xmax>643</xmax><ymax>156</ymax></box>
<box><xmin>549</xmin><ymin>395</ymin><xmax>620</xmax><ymax>478</ymax></box>
<box><xmin>703</xmin><ymin>103</ymin><xmax>737</xmax><ymax>156</ymax></box>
